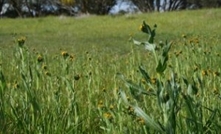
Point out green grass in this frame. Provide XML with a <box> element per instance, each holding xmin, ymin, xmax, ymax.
<box><xmin>0</xmin><ymin>9</ymin><xmax>221</xmax><ymax>133</ymax></box>
<box><xmin>1</xmin><ymin>9</ymin><xmax>220</xmax><ymax>54</ymax></box>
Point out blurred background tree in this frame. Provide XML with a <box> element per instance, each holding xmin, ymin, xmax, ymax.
<box><xmin>60</xmin><ymin>0</ymin><xmax>74</xmax><ymax>6</ymax></box>
<box><xmin>0</xmin><ymin>0</ymin><xmax>220</xmax><ymax>17</ymax></box>
<box><xmin>76</xmin><ymin>0</ymin><xmax>116</xmax><ymax>15</ymax></box>
<box><xmin>130</xmin><ymin>0</ymin><xmax>154</xmax><ymax>12</ymax></box>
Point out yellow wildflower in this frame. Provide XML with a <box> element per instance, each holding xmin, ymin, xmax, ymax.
<box><xmin>109</xmin><ymin>104</ymin><xmax>114</xmax><ymax>110</ymax></box>
<box><xmin>102</xmin><ymin>88</ymin><xmax>106</xmax><ymax>92</ymax></box>
<box><xmin>139</xmin><ymin>25</ymin><xmax>143</xmax><ymax>31</ymax></box>
<box><xmin>182</xmin><ymin>34</ymin><xmax>187</xmax><ymax>38</ymax></box>
<box><xmin>193</xmin><ymin>66</ymin><xmax>198</xmax><ymax>72</ymax></box>
<box><xmin>103</xmin><ymin>112</ymin><xmax>112</xmax><ymax>120</ymax></box>
<box><xmin>37</xmin><ymin>54</ymin><xmax>44</xmax><ymax>63</ymax></box>
<box><xmin>194</xmin><ymin>38</ymin><xmax>199</xmax><ymax>44</ymax></box>
<box><xmin>61</xmin><ymin>51</ymin><xmax>69</xmax><ymax>58</ymax></box>
<box><xmin>151</xmin><ymin>78</ymin><xmax>157</xmax><ymax>84</ymax></box>
<box><xmin>213</xmin><ymin>88</ymin><xmax>219</xmax><ymax>95</ymax></box>
<box><xmin>45</xmin><ymin>71</ymin><xmax>51</xmax><ymax>76</ymax></box>
<box><xmin>141</xmin><ymin>78</ymin><xmax>146</xmax><ymax>84</ymax></box>
<box><xmin>17</xmin><ymin>36</ymin><xmax>26</xmax><ymax>47</ymax></box>
<box><xmin>97</xmin><ymin>100</ymin><xmax>104</xmax><ymax>108</ymax></box>
<box><xmin>201</xmin><ymin>70</ymin><xmax>208</xmax><ymax>76</ymax></box>
<box><xmin>69</xmin><ymin>54</ymin><xmax>75</xmax><ymax>61</ymax></box>
<box><xmin>127</xmin><ymin>106</ymin><xmax>134</xmax><ymax>114</ymax></box>
<box><xmin>136</xmin><ymin>117</ymin><xmax>145</xmax><ymax>125</ymax></box>
<box><xmin>42</xmin><ymin>64</ymin><xmax>47</xmax><ymax>70</ymax></box>
<box><xmin>213</xmin><ymin>71</ymin><xmax>220</xmax><ymax>77</ymax></box>
<box><xmin>13</xmin><ymin>81</ymin><xmax>19</xmax><ymax>89</ymax></box>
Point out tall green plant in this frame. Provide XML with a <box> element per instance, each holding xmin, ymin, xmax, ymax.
<box><xmin>118</xmin><ymin>21</ymin><xmax>220</xmax><ymax>133</ymax></box>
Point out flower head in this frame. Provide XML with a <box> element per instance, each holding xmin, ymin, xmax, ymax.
<box><xmin>61</xmin><ymin>51</ymin><xmax>69</xmax><ymax>59</ymax></box>
<box><xmin>182</xmin><ymin>34</ymin><xmax>187</xmax><ymax>39</ymax></box>
<box><xmin>37</xmin><ymin>54</ymin><xmax>44</xmax><ymax>63</ymax></box>
<box><xmin>109</xmin><ymin>104</ymin><xmax>114</xmax><ymax>110</ymax></box>
<box><xmin>136</xmin><ymin>117</ymin><xmax>145</xmax><ymax>125</ymax></box>
<box><xmin>17</xmin><ymin>36</ymin><xmax>26</xmax><ymax>47</ymax></box>
<box><xmin>201</xmin><ymin>70</ymin><xmax>208</xmax><ymax>76</ymax></box>
<box><xmin>13</xmin><ymin>81</ymin><xmax>19</xmax><ymax>89</ymax></box>
<box><xmin>151</xmin><ymin>77</ymin><xmax>157</xmax><ymax>84</ymax></box>
<box><xmin>127</xmin><ymin>106</ymin><xmax>134</xmax><ymax>115</ymax></box>
<box><xmin>103</xmin><ymin>112</ymin><xmax>113</xmax><ymax>120</ymax></box>
<box><xmin>213</xmin><ymin>88</ymin><xmax>219</xmax><ymax>95</ymax></box>
<box><xmin>44</xmin><ymin>71</ymin><xmax>51</xmax><ymax>76</ymax></box>
<box><xmin>42</xmin><ymin>64</ymin><xmax>47</xmax><ymax>70</ymax></box>
<box><xmin>97</xmin><ymin>100</ymin><xmax>104</xmax><ymax>108</ymax></box>
<box><xmin>69</xmin><ymin>54</ymin><xmax>75</xmax><ymax>61</ymax></box>
<box><xmin>213</xmin><ymin>71</ymin><xmax>220</xmax><ymax>77</ymax></box>
<box><xmin>139</xmin><ymin>25</ymin><xmax>143</xmax><ymax>31</ymax></box>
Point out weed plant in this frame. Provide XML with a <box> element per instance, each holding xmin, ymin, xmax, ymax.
<box><xmin>118</xmin><ymin>21</ymin><xmax>221</xmax><ymax>133</ymax></box>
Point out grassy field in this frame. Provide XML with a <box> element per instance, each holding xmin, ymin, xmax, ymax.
<box><xmin>0</xmin><ymin>9</ymin><xmax>221</xmax><ymax>133</ymax></box>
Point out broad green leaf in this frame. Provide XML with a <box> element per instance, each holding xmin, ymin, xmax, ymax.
<box><xmin>162</xmin><ymin>41</ymin><xmax>171</xmax><ymax>57</ymax></box>
<box><xmin>133</xmin><ymin>106</ymin><xmax>165</xmax><ymax>132</ymax></box>
<box><xmin>156</xmin><ymin>42</ymin><xmax>171</xmax><ymax>74</ymax></box>
<box><xmin>125</xmin><ymin>80</ymin><xmax>147</xmax><ymax>94</ymax></box>
<box><xmin>145</xmin><ymin>43</ymin><xmax>156</xmax><ymax>51</ymax></box>
<box><xmin>156</xmin><ymin>60</ymin><xmax>167</xmax><ymax>74</ymax></box>
<box><xmin>133</xmin><ymin>39</ymin><xmax>145</xmax><ymax>46</ymax></box>
<box><xmin>184</xmin><ymin>78</ymin><xmax>198</xmax><ymax>96</ymax></box>
<box><xmin>119</xmin><ymin>90</ymin><xmax>129</xmax><ymax>105</ymax></box>
<box><xmin>133</xmin><ymin>39</ymin><xmax>156</xmax><ymax>51</ymax></box>
<box><xmin>141</xmin><ymin>21</ymin><xmax>152</xmax><ymax>35</ymax></box>
<box><xmin>182</xmin><ymin>78</ymin><xmax>189</xmax><ymax>86</ymax></box>
<box><xmin>149</xmin><ymin>29</ymin><xmax>156</xmax><ymax>43</ymax></box>
<box><xmin>139</xmin><ymin>66</ymin><xmax>151</xmax><ymax>83</ymax></box>
<box><xmin>117</xmin><ymin>73</ymin><xmax>154</xmax><ymax>96</ymax></box>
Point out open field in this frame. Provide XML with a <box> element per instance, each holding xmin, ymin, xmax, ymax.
<box><xmin>1</xmin><ymin>9</ymin><xmax>221</xmax><ymax>54</ymax></box>
<box><xmin>0</xmin><ymin>9</ymin><xmax>221</xmax><ymax>133</ymax></box>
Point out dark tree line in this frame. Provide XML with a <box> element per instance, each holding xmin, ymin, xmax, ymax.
<box><xmin>77</xmin><ymin>0</ymin><xmax>116</xmax><ymax>15</ymax></box>
<box><xmin>0</xmin><ymin>0</ymin><xmax>220</xmax><ymax>18</ymax></box>
<box><xmin>132</xmin><ymin>0</ymin><xmax>221</xmax><ymax>12</ymax></box>
<box><xmin>0</xmin><ymin>0</ymin><xmax>117</xmax><ymax>17</ymax></box>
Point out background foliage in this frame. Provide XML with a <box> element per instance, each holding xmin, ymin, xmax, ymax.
<box><xmin>0</xmin><ymin>0</ymin><xmax>221</xmax><ymax>17</ymax></box>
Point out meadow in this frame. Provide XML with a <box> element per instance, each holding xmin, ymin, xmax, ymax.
<box><xmin>0</xmin><ymin>8</ymin><xmax>221</xmax><ymax>133</ymax></box>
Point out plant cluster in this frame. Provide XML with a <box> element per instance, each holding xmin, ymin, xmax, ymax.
<box><xmin>118</xmin><ymin>21</ymin><xmax>221</xmax><ymax>133</ymax></box>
